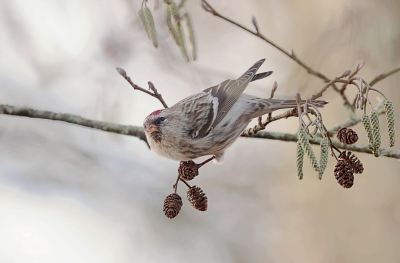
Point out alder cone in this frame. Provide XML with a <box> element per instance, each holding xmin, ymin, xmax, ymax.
<box><xmin>179</xmin><ymin>160</ymin><xmax>199</xmax><ymax>181</ymax></box>
<box><xmin>337</xmin><ymin>128</ymin><xmax>358</xmax><ymax>144</ymax></box>
<box><xmin>163</xmin><ymin>193</ymin><xmax>183</xmax><ymax>219</ymax></box>
<box><xmin>334</xmin><ymin>160</ymin><xmax>354</xmax><ymax>188</ymax></box>
<box><xmin>339</xmin><ymin>151</ymin><xmax>364</xmax><ymax>174</ymax></box>
<box><xmin>187</xmin><ymin>186</ymin><xmax>208</xmax><ymax>211</ymax></box>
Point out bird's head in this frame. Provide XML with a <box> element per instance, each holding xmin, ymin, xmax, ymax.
<box><xmin>143</xmin><ymin>109</ymin><xmax>171</xmax><ymax>143</ymax></box>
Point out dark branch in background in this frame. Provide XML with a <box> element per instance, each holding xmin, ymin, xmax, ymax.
<box><xmin>116</xmin><ymin>67</ymin><xmax>169</xmax><ymax>108</ymax></box>
<box><xmin>202</xmin><ymin>0</ymin><xmax>399</xmax><ymax>110</ymax></box>
<box><xmin>201</xmin><ymin>0</ymin><xmax>353</xmax><ymax>108</ymax></box>
<box><xmin>1</xmin><ymin>104</ymin><xmax>399</xmax><ymax>159</ymax></box>
<box><xmin>369</xmin><ymin>67</ymin><xmax>400</xmax><ymax>87</ymax></box>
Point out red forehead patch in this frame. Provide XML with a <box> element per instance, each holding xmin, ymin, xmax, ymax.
<box><xmin>149</xmin><ymin>110</ymin><xmax>162</xmax><ymax>116</ymax></box>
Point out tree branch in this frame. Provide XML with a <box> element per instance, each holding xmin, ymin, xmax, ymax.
<box><xmin>201</xmin><ymin>0</ymin><xmax>352</xmax><ymax>108</ymax></box>
<box><xmin>249</xmin><ymin>131</ymin><xmax>400</xmax><ymax>159</ymax></box>
<box><xmin>116</xmin><ymin>67</ymin><xmax>168</xmax><ymax>108</ymax></box>
<box><xmin>0</xmin><ymin>104</ymin><xmax>148</xmax><ymax>143</ymax></box>
<box><xmin>369</xmin><ymin>66</ymin><xmax>400</xmax><ymax>87</ymax></box>
<box><xmin>1</xmin><ymin>104</ymin><xmax>398</xmax><ymax>159</ymax></box>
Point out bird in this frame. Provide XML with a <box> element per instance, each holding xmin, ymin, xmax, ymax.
<box><xmin>143</xmin><ymin>59</ymin><xmax>326</xmax><ymax>165</ymax></box>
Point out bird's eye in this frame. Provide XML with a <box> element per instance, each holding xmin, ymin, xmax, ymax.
<box><xmin>160</xmin><ymin>117</ymin><xmax>166</xmax><ymax>121</ymax></box>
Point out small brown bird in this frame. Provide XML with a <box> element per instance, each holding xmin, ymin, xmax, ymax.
<box><xmin>144</xmin><ymin>59</ymin><xmax>326</xmax><ymax>164</ymax></box>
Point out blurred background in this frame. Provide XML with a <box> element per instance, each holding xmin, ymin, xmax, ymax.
<box><xmin>0</xmin><ymin>0</ymin><xmax>400</xmax><ymax>262</ymax></box>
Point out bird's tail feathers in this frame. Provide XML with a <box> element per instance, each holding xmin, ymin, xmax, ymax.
<box><xmin>248</xmin><ymin>98</ymin><xmax>327</xmax><ymax>119</ymax></box>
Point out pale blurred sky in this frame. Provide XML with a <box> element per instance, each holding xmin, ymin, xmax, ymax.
<box><xmin>0</xmin><ymin>0</ymin><xmax>400</xmax><ymax>262</ymax></box>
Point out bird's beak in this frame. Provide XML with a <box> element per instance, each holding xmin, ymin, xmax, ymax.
<box><xmin>145</xmin><ymin>124</ymin><xmax>158</xmax><ymax>134</ymax></box>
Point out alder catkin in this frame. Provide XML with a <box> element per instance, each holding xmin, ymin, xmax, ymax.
<box><xmin>296</xmin><ymin>140</ymin><xmax>304</xmax><ymax>180</ymax></box>
<box><xmin>384</xmin><ymin>100</ymin><xmax>396</xmax><ymax>147</ymax></box>
<box><xmin>370</xmin><ymin>111</ymin><xmax>381</xmax><ymax>157</ymax></box>
<box><xmin>139</xmin><ymin>7</ymin><xmax>158</xmax><ymax>48</ymax></box>
<box><xmin>298</xmin><ymin>128</ymin><xmax>319</xmax><ymax>172</ymax></box>
<box><xmin>183</xmin><ymin>13</ymin><xmax>197</xmax><ymax>60</ymax></box>
<box><xmin>318</xmin><ymin>138</ymin><xmax>329</xmax><ymax>180</ymax></box>
<box><xmin>361</xmin><ymin>114</ymin><xmax>375</xmax><ymax>149</ymax></box>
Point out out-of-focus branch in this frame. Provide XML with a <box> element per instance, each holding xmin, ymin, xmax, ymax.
<box><xmin>1</xmin><ymin>104</ymin><xmax>398</xmax><ymax>159</ymax></box>
<box><xmin>369</xmin><ymin>66</ymin><xmax>400</xmax><ymax>87</ymax></box>
<box><xmin>116</xmin><ymin>67</ymin><xmax>169</xmax><ymax>108</ymax></box>
<box><xmin>311</xmin><ymin>78</ymin><xmax>354</xmax><ymax>100</ymax></box>
<box><xmin>201</xmin><ymin>0</ymin><xmax>352</xmax><ymax>108</ymax></box>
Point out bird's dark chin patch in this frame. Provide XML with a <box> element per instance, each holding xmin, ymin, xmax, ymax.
<box><xmin>151</xmin><ymin>132</ymin><xmax>162</xmax><ymax>143</ymax></box>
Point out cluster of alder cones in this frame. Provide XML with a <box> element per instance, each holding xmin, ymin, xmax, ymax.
<box><xmin>334</xmin><ymin>128</ymin><xmax>364</xmax><ymax>188</ymax></box>
<box><xmin>163</xmin><ymin>161</ymin><xmax>208</xmax><ymax>219</ymax></box>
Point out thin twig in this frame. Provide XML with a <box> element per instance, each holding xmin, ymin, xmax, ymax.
<box><xmin>351</xmin><ymin>67</ymin><xmax>399</xmax><ymax>108</ymax></box>
<box><xmin>241</xmin><ymin>108</ymin><xmax>297</xmax><ymax>137</ymax></box>
<box><xmin>369</xmin><ymin>66</ymin><xmax>400</xmax><ymax>87</ymax></box>
<box><xmin>329</xmin><ymin>100</ymin><xmax>386</xmax><ymax>132</ymax></box>
<box><xmin>116</xmin><ymin>67</ymin><xmax>168</xmax><ymax>108</ymax></box>
<box><xmin>179</xmin><ymin>178</ymin><xmax>191</xmax><ymax>188</ymax></box>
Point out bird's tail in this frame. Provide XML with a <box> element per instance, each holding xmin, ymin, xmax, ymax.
<box><xmin>247</xmin><ymin>98</ymin><xmax>328</xmax><ymax>119</ymax></box>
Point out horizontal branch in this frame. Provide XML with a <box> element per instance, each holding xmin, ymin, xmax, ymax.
<box><xmin>0</xmin><ymin>104</ymin><xmax>148</xmax><ymax>143</ymax></box>
<box><xmin>1</xmin><ymin>104</ymin><xmax>398</xmax><ymax>159</ymax></box>
<box><xmin>250</xmin><ymin>131</ymin><xmax>400</xmax><ymax>159</ymax></box>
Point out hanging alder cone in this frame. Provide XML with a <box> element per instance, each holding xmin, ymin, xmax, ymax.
<box><xmin>187</xmin><ymin>186</ymin><xmax>208</xmax><ymax>211</ymax></box>
<box><xmin>334</xmin><ymin>160</ymin><xmax>354</xmax><ymax>188</ymax></box>
<box><xmin>337</xmin><ymin>128</ymin><xmax>359</xmax><ymax>144</ymax></box>
<box><xmin>163</xmin><ymin>193</ymin><xmax>183</xmax><ymax>219</ymax></box>
<box><xmin>179</xmin><ymin>160</ymin><xmax>199</xmax><ymax>181</ymax></box>
<box><xmin>338</xmin><ymin>151</ymin><xmax>364</xmax><ymax>174</ymax></box>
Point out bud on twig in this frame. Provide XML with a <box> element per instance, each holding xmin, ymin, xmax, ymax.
<box><xmin>356</xmin><ymin>60</ymin><xmax>365</xmax><ymax>71</ymax></box>
<box><xmin>116</xmin><ymin>67</ymin><xmax>127</xmax><ymax>77</ymax></box>
<box><xmin>270</xmin><ymin>81</ymin><xmax>278</xmax><ymax>99</ymax></box>
<box><xmin>339</xmin><ymin>70</ymin><xmax>351</xmax><ymax>78</ymax></box>
<box><xmin>252</xmin><ymin>16</ymin><xmax>259</xmax><ymax>33</ymax></box>
<box><xmin>201</xmin><ymin>0</ymin><xmax>214</xmax><ymax>13</ymax></box>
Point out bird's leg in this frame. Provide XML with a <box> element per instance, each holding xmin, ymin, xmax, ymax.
<box><xmin>196</xmin><ymin>156</ymin><xmax>216</xmax><ymax>168</ymax></box>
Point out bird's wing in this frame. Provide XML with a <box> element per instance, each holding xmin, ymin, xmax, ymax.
<box><xmin>181</xmin><ymin>59</ymin><xmax>269</xmax><ymax>140</ymax></box>
<box><xmin>204</xmin><ymin>59</ymin><xmax>267</xmax><ymax>130</ymax></box>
